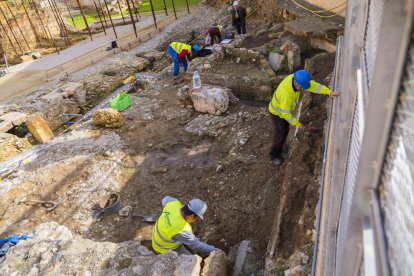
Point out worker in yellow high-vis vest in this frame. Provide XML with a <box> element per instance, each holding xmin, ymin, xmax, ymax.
<box><xmin>269</xmin><ymin>70</ymin><xmax>340</xmax><ymax>166</ymax></box>
<box><xmin>168</xmin><ymin>42</ymin><xmax>200</xmax><ymax>79</ymax></box>
<box><xmin>152</xmin><ymin>196</ymin><xmax>217</xmax><ymax>255</ymax></box>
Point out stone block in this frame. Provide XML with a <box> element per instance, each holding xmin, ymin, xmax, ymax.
<box><xmin>0</xmin><ymin>112</ymin><xmax>27</xmax><ymax>126</ymax></box>
<box><xmin>26</xmin><ymin>114</ymin><xmax>55</xmax><ymax>143</ymax></box>
<box><xmin>201</xmin><ymin>250</ymin><xmax>227</xmax><ymax>276</ymax></box>
<box><xmin>0</xmin><ymin>120</ymin><xmax>13</xmax><ymax>133</ymax></box>
<box><xmin>92</xmin><ymin>108</ymin><xmax>124</xmax><ymax>128</ymax></box>
<box><xmin>62</xmin><ymin>82</ymin><xmax>83</xmax><ymax>97</ymax></box>
<box><xmin>191</xmin><ymin>86</ymin><xmax>229</xmax><ymax>116</ymax></box>
<box><xmin>268</xmin><ymin>52</ymin><xmax>285</xmax><ymax>71</ymax></box>
<box><xmin>41</xmin><ymin>91</ymin><xmax>63</xmax><ymax>102</ymax></box>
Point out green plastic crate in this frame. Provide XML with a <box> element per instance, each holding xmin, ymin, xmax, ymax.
<box><xmin>110</xmin><ymin>93</ymin><xmax>132</xmax><ymax>111</ymax></box>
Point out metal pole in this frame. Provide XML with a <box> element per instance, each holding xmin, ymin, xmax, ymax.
<box><xmin>171</xmin><ymin>0</ymin><xmax>177</xmax><ymax>19</ymax></box>
<box><xmin>4</xmin><ymin>54</ymin><xmax>10</xmax><ymax>73</ymax></box>
<box><xmin>0</xmin><ymin>6</ymin><xmax>24</xmax><ymax>53</ymax></box>
<box><xmin>116</xmin><ymin>0</ymin><xmax>126</xmax><ymax>24</ymax></box>
<box><xmin>103</xmin><ymin>0</ymin><xmax>118</xmax><ymax>38</ymax></box>
<box><xmin>92</xmin><ymin>0</ymin><xmax>107</xmax><ymax>35</ymax></box>
<box><xmin>5</xmin><ymin>2</ymin><xmax>31</xmax><ymax>50</ymax></box>
<box><xmin>28</xmin><ymin>0</ymin><xmax>60</xmax><ymax>54</ymax></box>
<box><xmin>21</xmin><ymin>0</ymin><xmax>43</xmax><ymax>48</ymax></box>
<box><xmin>48</xmin><ymin>0</ymin><xmax>70</xmax><ymax>46</ymax></box>
<box><xmin>185</xmin><ymin>0</ymin><xmax>189</xmax><ymax>14</ymax></box>
<box><xmin>51</xmin><ymin>0</ymin><xmax>70</xmax><ymax>44</ymax></box>
<box><xmin>75</xmin><ymin>0</ymin><xmax>93</xmax><ymax>41</ymax></box>
<box><xmin>124</xmin><ymin>0</ymin><xmax>137</xmax><ymax>37</ymax></box>
<box><xmin>0</xmin><ymin>22</ymin><xmax>19</xmax><ymax>55</ymax></box>
<box><xmin>130</xmin><ymin>0</ymin><xmax>140</xmax><ymax>21</ymax></box>
<box><xmin>96</xmin><ymin>0</ymin><xmax>109</xmax><ymax>28</ymax></box>
<box><xmin>149</xmin><ymin>0</ymin><xmax>157</xmax><ymax>28</ymax></box>
<box><xmin>162</xmin><ymin>0</ymin><xmax>168</xmax><ymax>16</ymax></box>
<box><xmin>63</xmin><ymin>0</ymin><xmax>76</xmax><ymax>28</ymax></box>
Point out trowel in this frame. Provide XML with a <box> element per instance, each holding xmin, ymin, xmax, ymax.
<box><xmin>131</xmin><ymin>213</ymin><xmax>158</xmax><ymax>223</ymax></box>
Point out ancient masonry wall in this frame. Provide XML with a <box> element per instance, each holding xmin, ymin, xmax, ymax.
<box><xmin>0</xmin><ymin>9</ymin><xmax>60</xmax><ymax>57</ymax></box>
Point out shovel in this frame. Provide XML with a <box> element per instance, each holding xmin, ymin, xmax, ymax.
<box><xmin>131</xmin><ymin>213</ymin><xmax>158</xmax><ymax>223</ymax></box>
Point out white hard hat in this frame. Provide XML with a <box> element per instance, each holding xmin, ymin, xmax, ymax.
<box><xmin>233</xmin><ymin>1</ymin><xmax>239</xmax><ymax>6</ymax></box>
<box><xmin>188</xmin><ymin>199</ymin><xmax>207</xmax><ymax>220</ymax></box>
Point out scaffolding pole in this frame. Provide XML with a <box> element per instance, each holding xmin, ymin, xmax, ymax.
<box><xmin>51</xmin><ymin>0</ymin><xmax>70</xmax><ymax>44</ymax></box>
<box><xmin>171</xmin><ymin>0</ymin><xmax>177</xmax><ymax>19</ymax></box>
<box><xmin>75</xmin><ymin>0</ymin><xmax>93</xmax><ymax>41</ymax></box>
<box><xmin>63</xmin><ymin>0</ymin><xmax>76</xmax><ymax>28</ymax></box>
<box><xmin>5</xmin><ymin>2</ymin><xmax>31</xmax><ymax>50</ymax></box>
<box><xmin>0</xmin><ymin>6</ymin><xmax>24</xmax><ymax>53</ymax></box>
<box><xmin>0</xmin><ymin>20</ymin><xmax>19</xmax><ymax>55</ymax></box>
<box><xmin>96</xmin><ymin>0</ymin><xmax>109</xmax><ymax>28</ymax></box>
<box><xmin>125</xmin><ymin>0</ymin><xmax>137</xmax><ymax>37</ymax></box>
<box><xmin>20</xmin><ymin>0</ymin><xmax>43</xmax><ymax>48</ymax></box>
<box><xmin>103</xmin><ymin>0</ymin><xmax>118</xmax><ymax>38</ymax></box>
<box><xmin>47</xmin><ymin>0</ymin><xmax>70</xmax><ymax>46</ymax></box>
<box><xmin>116</xmin><ymin>0</ymin><xmax>126</xmax><ymax>24</ymax></box>
<box><xmin>130</xmin><ymin>0</ymin><xmax>140</xmax><ymax>21</ymax></box>
<box><xmin>149</xmin><ymin>0</ymin><xmax>157</xmax><ymax>29</ymax></box>
<box><xmin>28</xmin><ymin>0</ymin><xmax>60</xmax><ymax>54</ymax></box>
<box><xmin>92</xmin><ymin>0</ymin><xmax>107</xmax><ymax>35</ymax></box>
<box><xmin>185</xmin><ymin>0</ymin><xmax>189</xmax><ymax>14</ymax></box>
<box><xmin>162</xmin><ymin>0</ymin><xmax>168</xmax><ymax>16</ymax></box>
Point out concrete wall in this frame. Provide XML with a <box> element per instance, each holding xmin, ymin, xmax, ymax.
<box><xmin>303</xmin><ymin>0</ymin><xmax>346</xmax><ymax>16</ymax></box>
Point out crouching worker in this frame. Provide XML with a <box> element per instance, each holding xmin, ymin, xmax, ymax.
<box><xmin>152</xmin><ymin>196</ymin><xmax>217</xmax><ymax>256</ymax></box>
<box><xmin>168</xmin><ymin>42</ymin><xmax>200</xmax><ymax>79</ymax></box>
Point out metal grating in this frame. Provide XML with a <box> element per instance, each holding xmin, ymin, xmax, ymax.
<box><xmin>336</xmin><ymin>94</ymin><xmax>362</xmax><ymax>275</ymax></box>
<box><xmin>364</xmin><ymin>0</ymin><xmax>385</xmax><ymax>87</ymax></box>
<box><xmin>380</xmin><ymin>37</ymin><xmax>414</xmax><ymax>275</ymax></box>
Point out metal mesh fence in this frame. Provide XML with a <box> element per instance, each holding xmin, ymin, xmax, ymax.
<box><xmin>364</xmin><ymin>0</ymin><xmax>385</xmax><ymax>87</ymax></box>
<box><xmin>379</xmin><ymin>33</ymin><xmax>414</xmax><ymax>275</ymax></box>
<box><xmin>335</xmin><ymin>94</ymin><xmax>362</xmax><ymax>275</ymax></box>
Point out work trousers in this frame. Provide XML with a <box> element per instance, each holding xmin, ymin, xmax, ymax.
<box><xmin>168</xmin><ymin>46</ymin><xmax>188</xmax><ymax>76</ymax></box>
<box><xmin>208</xmin><ymin>27</ymin><xmax>222</xmax><ymax>45</ymax></box>
<box><xmin>269</xmin><ymin>113</ymin><xmax>289</xmax><ymax>160</ymax></box>
<box><xmin>234</xmin><ymin>20</ymin><xmax>246</xmax><ymax>34</ymax></box>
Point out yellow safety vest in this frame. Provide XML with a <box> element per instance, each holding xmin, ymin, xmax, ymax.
<box><xmin>218</xmin><ymin>25</ymin><xmax>223</xmax><ymax>32</ymax></box>
<box><xmin>269</xmin><ymin>74</ymin><xmax>331</xmax><ymax>126</ymax></box>
<box><xmin>170</xmin><ymin>42</ymin><xmax>192</xmax><ymax>54</ymax></box>
<box><xmin>152</xmin><ymin>200</ymin><xmax>193</xmax><ymax>254</ymax></box>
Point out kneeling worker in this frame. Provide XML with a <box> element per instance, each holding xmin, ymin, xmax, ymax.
<box><xmin>152</xmin><ymin>196</ymin><xmax>217</xmax><ymax>256</ymax></box>
<box><xmin>168</xmin><ymin>42</ymin><xmax>200</xmax><ymax>79</ymax></box>
<box><xmin>269</xmin><ymin>70</ymin><xmax>340</xmax><ymax>166</ymax></box>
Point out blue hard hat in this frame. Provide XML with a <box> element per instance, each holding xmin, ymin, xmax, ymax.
<box><xmin>192</xmin><ymin>44</ymin><xmax>200</xmax><ymax>52</ymax></box>
<box><xmin>188</xmin><ymin>199</ymin><xmax>207</xmax><ymax>219</ymax></box>
<box><xmin>293</xmin><ymin>70</ymin><xmax>311</xmax><ymax>89</ymax></box>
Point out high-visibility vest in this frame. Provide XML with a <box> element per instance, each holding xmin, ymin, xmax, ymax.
<box><xmin>218</xmin><ymin>25</ymin><xmax>223</xmax><ymax>32</ymax></box>
<box><xmin>152</xmin><ymin>200</ymin><xmax>193</xmax><ymax>254</ymax></box>
<box><xmin>268</xmin><ymin>74</ymin><xmax>331</xmax><ymax>126</ymax></box>
<box><xmin>170</xmin><ymin>42</ymin><xmax>192</xmax><ymax>54</ymax></box>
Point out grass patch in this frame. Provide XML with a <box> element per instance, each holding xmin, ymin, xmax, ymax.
<box><xmin>66</xmin><ymin>15</ymin><xmax>96</xmax><ymax>30</ymax></box>
<box><xmin>139</xmin><ymin>0</ymin><xmax>201</xmax><ymax>13</ymax></box>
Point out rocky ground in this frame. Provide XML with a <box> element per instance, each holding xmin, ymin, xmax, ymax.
<box><xmin>0</xmin><ymin>1</ymin><xmax>341</xmax><ymax>275</ymax></box>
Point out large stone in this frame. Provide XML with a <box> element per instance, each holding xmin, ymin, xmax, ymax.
<box><xmin>285</xmin><ymin>265</ymin><xmax>305</xmax><ymax>276</ymax></box>
<box><xmin>268</xmin><ymin>52</ymin><xmax>285</xmax><ymax>71</ymax></box>
<box><xmin>229</xmin><ymin>240</ymin><xmax>263</xmax><ymax>276</ymax></box>
<box><xmin>92</xmin><ymin>108</ymin><xmax>124</xmax><ymax>128</ymax></box>
<box><xmin>281</xmin><ymin>41</ymin><xmax>301</xmax><ymax>72</ymax></box>
<box><xmin>191</xmin><ymin>85</ymin><xmax>230</xmax><ymax>116</ymax></box>
<box><xmin>0</xmin><ymin>133</ymin><xmax>32</xmax><ymax>162</ymax></box>
<box><xmin>202</xmin><ymin>250</ymin><xmax>227</xmax><ymax>276</ymax></box>
<box><xmin>62</xmin><ymin>82</ymin><xmax>84</xmax><ymax>97</ymax></box>
<box><xmin>0</xmin><ymin>120</ymin><xmax>13</xmax><ymax>133</ymax></box>
<box><xmin>26</xmin><ymin>114</ymin><xmax>55</xmax><ymax>143</ymax></box>
<box><xmin>41</xmin><ymin>90</ymin><xmax>63</xmax><ymax>102</ymax></box>
<box><xmin>0</xmin><ymin>112</ymin><xmax>27</xmax><ymax>127</ymax></box>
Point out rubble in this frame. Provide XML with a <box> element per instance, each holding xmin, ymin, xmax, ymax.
<box><xmin>280</xmin><ymin>41</ymin><xmax>301</xmax><ymax>72</ymax></box>
<box><xmin>26</xmin><ymin>114</ymin><xmax>55</xmax><ymax>143</ymax></box>
<box><xmin>92</xmin><ymin>108</ymin><xmax>124</xmax><ymax>128</ymax></box>
<box><xmin>191</xmin><ymin>85</ymin><xmax>230</xmax><ymax>115</ymax></box>
<box><xmin>0</xmin><ymin>222</ymin><xmax>204</xmax><ymax>275</ymax></box>
<box><xmin>0</xmin><ymin>133</ymin><xmax>32</xmax><ymax>161</ymax></box>
<box><xmin>61</xmin><ymin>82</ymin><xmax>84</xmax><ymax>98</ymax></box>
<box><xmin>268</xmin><ymin>52</ymin><xmax>286</xmax><ymax>71</ymax></box>
<box><xmin>228</xmin><ymin>240</ymin><xmax>264</xmax><ymax>276</ymax></box>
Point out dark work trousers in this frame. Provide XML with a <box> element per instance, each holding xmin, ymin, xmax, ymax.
<box><xmin>234</xmin><ymin>20</ymin><xmax>246</xmax><ymax>34</ymax></box>
<box><xmin>208</xmin><ymin>27</ymin><xmax>222</xmax><ymax>44</ymax></box>
<box><xmin>269</xmin><ymin>114</ymin><xmax>290</xmax><ymax>160</ymax></box>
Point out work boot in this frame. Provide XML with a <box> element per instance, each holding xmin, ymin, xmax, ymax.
<box><xmin>271</xmin><ymin>157</ymin><xmax>283</xmax><ymax>166</ymax></box>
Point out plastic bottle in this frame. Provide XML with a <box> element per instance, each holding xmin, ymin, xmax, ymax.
<box><xmin>193</xmin><ymin>71</ymin><xmax>201</xmax><ymax>89</ymax></box>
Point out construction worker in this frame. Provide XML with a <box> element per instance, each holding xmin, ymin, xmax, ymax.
<box><xmin>206</xmin><ymin>24</ymin><xmax>224</xmax><ymax>45</ymax></box>
<box><xmin>268</xmin><ymin>70</ymin><xmax>340</xmax><ymax>166</ymax></box>
<box><xmin>168</xmin><ymin>42</ymin><xmax>200</xmax><ymax>79</ymax></box>
<box><xmin>152</xmin><ymin>196</ymin><xmax>217</xmax><ymax>256</ymax></box>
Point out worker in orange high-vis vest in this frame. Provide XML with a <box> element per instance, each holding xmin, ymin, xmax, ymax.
<box><xmin>152</xmin><ymin>196</ymin><xmax>217</xmax><ymax>255</ymax></box>
<box><xmin>168</xmin><ymin>42</ymin><xmax>200</xmax><ymax>79</ymax></box>
<box><xmin>268</xmin><ymin>70</ymin><xmax>340</xmax><ymax>166</ymax></box>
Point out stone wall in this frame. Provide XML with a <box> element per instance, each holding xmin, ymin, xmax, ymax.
<box><xmin>0</xmin><ymin>9</ymin><xmax>61</xmax><ymax>58</ymax></box>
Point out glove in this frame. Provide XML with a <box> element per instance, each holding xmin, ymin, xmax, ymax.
<box><xmin>307</xmin><ymin>123</ymin><xmax>319</xmax><ymax>133</ymax></box>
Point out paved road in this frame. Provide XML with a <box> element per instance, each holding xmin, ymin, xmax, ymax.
<box><xmin>0</xmin><ymin>13</ymin><xmax>169</xmax><ymax>103</ymax></box>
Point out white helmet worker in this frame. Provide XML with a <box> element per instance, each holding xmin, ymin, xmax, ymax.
<box><xmin>188</xmin><ymin>199</ymin><xmax>207</xmax><ymax>219</ymax></box>
<box><xmin>233</xmin><ymin>1</ymin><xmax>239</xmax><ymax>6</ymax></box>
